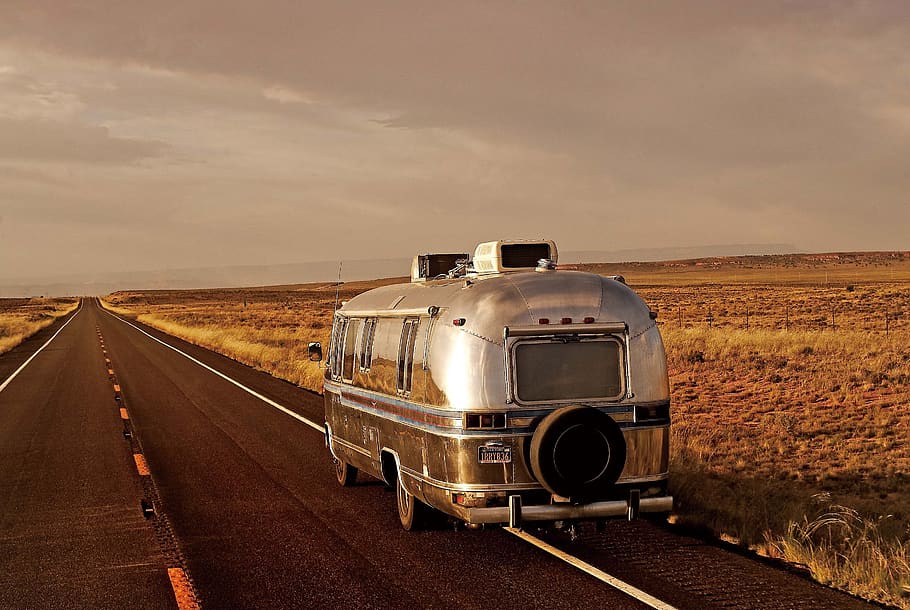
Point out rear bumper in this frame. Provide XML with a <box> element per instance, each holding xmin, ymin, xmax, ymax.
<box><xmin>462</xmin><ymin>495</ymin><xmax>673</xmax><ymax>524</ymax></box>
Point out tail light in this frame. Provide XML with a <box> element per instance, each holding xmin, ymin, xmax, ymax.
<box><xmin>464</xmin><ymin>413</ymin><xmax>507</xmax><ymax>429</ymax></box>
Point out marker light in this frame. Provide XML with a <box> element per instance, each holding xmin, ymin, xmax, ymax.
<box><xmin>560</xmin><ymin>317</ymin><xmax>572</xmax><ymax>324</ymax></box>
<box><xmin>538</xmin><ymin>318</ymin><xmax>550</xmax><ymax>324</ymax></box>
<box><xmin>583</xmin><ymin>317</ymin><xmax>595</xmax><ymax>324</ymax></box>
<box><xmin>453</xmin><ymin>318</ymin><xmax>466</xmax><ymax>326</ymax></box>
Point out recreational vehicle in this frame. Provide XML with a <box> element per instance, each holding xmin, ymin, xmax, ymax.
<box><xmin>321</xmin><ymin>240</ymin><xmax>672</xmax><ymax>530</ymax></box>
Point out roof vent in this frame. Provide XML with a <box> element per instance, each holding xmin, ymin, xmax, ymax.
<box><xmin>472</xmin><ymin>240</ymin><xmax>558</xmax><ymax>274</ymax></box>
<box><xmin>411</xmin><ymin>253</ymin><xmax>469</xmax><ymax>282</ymax></box>
<box><xmin>535</xmin><ymin>258</ymin><xmax>557</xmax><ymax>271</ymax></box>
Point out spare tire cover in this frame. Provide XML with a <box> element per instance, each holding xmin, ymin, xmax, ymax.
<box><xmin>529</xmin><ymin>405</ymin><xmax>626</xmax><ymax>499</ymax></box>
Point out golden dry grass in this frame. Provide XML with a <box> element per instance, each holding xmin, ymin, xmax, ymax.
<box><xmin>103</xmin><ymin>252</ymin><xmax>910</xmax><ymax>607</ymax></box>
<box><xmin>101</xmin><ymin>279</ymin><xmax>404</xmax><ymax>392</ymax></box>
<box><xmin>0</xmin><ymin>298</ymin><xmax>80</xmax><ymax>355</ymax></box>
<box><xmin>768</xmin><ymin>500</ymin><xmax>909</xmax><ymax>607</ymax></box>
<box><xmin>626</xmin><ymin>267</ymin><xmax>910</xmax><ymax>608</ymax></box>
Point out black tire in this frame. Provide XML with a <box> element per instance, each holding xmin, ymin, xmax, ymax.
<box><xmin>643</xmin><ymin>511</ymin><xmax>671</xmax><ymax>524</ymax></box>
<box><xmin>529</xmin><ymin>406</ymin><xmax>626</xmax><ymax>500</ymax></box>
<box><xmin>396</xmin><ymin>473</ymin><xmax>429</xmax><ymax>531</ymax></box>
<box><xmin>333</xmin><ymin>456</ymin><xmax>358</xmax><ymax>486</ymax></box>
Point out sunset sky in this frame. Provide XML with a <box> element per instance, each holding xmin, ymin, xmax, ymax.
<box><xmin>1</xmin><ymin>1</ymin><xmax>909</xmax><ymax>281</ymax></box>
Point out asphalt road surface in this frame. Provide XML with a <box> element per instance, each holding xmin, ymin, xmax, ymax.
<box><xmin>0</xmin><ymin>299</ymin><xmax>882</xmax><ymax>609</ymax></box>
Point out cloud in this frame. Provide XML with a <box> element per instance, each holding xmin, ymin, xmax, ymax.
<box><xmin>0</xmin><ymin>117</ymin><xmax>167</xmax><ymax>164</ymax></box>
<box><xmin>1</xmin><ymin>1</ymin><xmax>909</xmax><ymax>283</ymax></box>
<box><xmin>262</xmin><ymin>85</ymin><xmax>312</xmax><ymax>105</ymax></box>
<box><xmin>0</xmin><ymin>66</ymin><xmax>84</xmax><ymax>121</ymax></box>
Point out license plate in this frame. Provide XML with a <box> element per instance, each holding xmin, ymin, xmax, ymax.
<box><xmin>478</xmin><ymin>446</ymin><xmax>512</xmax><ymax>464</ymax></box>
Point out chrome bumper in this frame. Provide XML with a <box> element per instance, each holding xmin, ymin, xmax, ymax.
<box><xmin>464</xmin><ymin>495</ymin><xmax>673</xmax><ymax>524</ymax></box>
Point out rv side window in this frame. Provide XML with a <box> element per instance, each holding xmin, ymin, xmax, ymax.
<box><xmin>330</xmin><ymin>317</ymin><xmax>347</xmax><ymax>380</ymax></box>
<box><xmin>397</xmin><ymin>318</ymin><xmax>420</xmax><ymax>395</ymax></box>
<box><xmin>341</xmin><ymin>318</ymin><xmax>361</xmax><ymax>382</ymax></box>
<box><xmin>360</xmin><ymin>317</ymin><xmax>378</xmax><ymax>373</ymax></box>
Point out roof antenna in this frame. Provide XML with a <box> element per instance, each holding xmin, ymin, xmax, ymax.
<box><xmin>320</xmin><ymin>261</ymin><xmax>343</xmax><ymax>371</ymax></box>
<box><xmin>333</xmin><ymin>261</ymin><xmax>343</xmax><ymax>315</ymax></box>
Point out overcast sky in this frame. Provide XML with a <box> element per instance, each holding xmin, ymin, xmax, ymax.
<box><xmin>1</xmin><ymin>1</ymin><xmax>909</xmax><ymax>280</ymax></box>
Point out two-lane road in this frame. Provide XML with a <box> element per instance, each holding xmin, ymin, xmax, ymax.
<box><xmin>2</xmin><ymin>300</ymin><xmax>647</xmax><ymax>609</ymax></box>
<box><xmin>0</xmin><ymin>301</ymin><xmax>176</xmax><ymax>609</ymax></box>
<box><xmin>0</xmin><ymin>298</ymin><xmax>879</xmax><ymax>609</ymax></box>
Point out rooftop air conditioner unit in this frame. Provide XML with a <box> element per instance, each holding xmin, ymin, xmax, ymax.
<box><xmin>411</xmin><ymin>253</ymin><xmax>469</xmax><ymax>282</ymax></box>
<box><xmin>472</xmin><ymin>240</ymin><xmax>558</xmax><ymax>274</ymax></box>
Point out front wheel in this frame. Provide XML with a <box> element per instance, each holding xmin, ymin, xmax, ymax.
<box><xmin>334</xmin><ymin>457</ymin><xmax>358</xmax><ymax>486</ymax></box>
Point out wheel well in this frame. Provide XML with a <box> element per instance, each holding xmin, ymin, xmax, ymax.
<box><xmin>380</xmin><ymin>450</ymin><xmax>399</xmax><ymax>487</ymax></box>
<box><xmin>324</xmin><ymin>425</ymin><xmax>338</xmax><ymax>459</ymax></box>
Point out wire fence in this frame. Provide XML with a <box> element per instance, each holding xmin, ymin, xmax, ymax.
<box><xmin>638</xmin><ymin>285</ymin><xmax>910</xmax><ymax>334</ymax></box>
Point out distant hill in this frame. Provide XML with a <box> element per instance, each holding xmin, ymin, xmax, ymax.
<box><xmin>0</xmin><ymin>258</ymin><xmax>408</xmax><ymax>298</ymax></box>
<box><xmin>561</xmin><ymin>243</ymin><xmax>799</xmax><ymax>264</ymax></box>
<box><xmin>13</xmin><ymin>243</ymin><xmax>909</xmax><ymax>297</ymax></box>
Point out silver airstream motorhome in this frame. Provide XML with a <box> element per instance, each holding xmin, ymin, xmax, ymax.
<box><xmin>322</xmin><ymin>240</ymin><xmax>672</xmax><ymax>530</ymax></box>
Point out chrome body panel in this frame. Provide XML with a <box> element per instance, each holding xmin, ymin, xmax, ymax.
<box><xmin>323</xmin><ymin>269</ymin><xmax>671</xmax><ymax>524</ymax></box>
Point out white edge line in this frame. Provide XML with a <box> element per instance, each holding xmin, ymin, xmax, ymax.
<box><xmin>0</xmin><ymin>301</ymin><xmax>84</xmax><ymax>394</ymax></box>
<box><xmin>504</xmin><ymin>527</ymin><xmax>678</xmax><ymax>610</ymax></box>
<box><xmin>100</xmin><ymin>304</ymin><xmax>325</xmax><ymax>434</ymax></box>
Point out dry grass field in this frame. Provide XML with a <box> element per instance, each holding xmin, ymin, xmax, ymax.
<box><xmin>103</xmin><ymin>278</ymin><xmax>404</xmax><ymax>392</ymax></box>
<box><xmin>103</xmin><ymin>252</ymin><xmax>910</xmax><ymax>607</ymax></box>
<box><xmin>0</xmin><ymin>297</ymin><xmax>80</xmax><ymax>356</ymax></box>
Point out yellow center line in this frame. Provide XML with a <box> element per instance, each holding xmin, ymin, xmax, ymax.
<box><xmin>113</xmin><ymin>384</ymin><xmax>121</xmax><ymax>392</ymax></box>
<box><xmin>133</xmin><ymin>454</ymin><xmax>150</xmax><ymax>476</ymax></box>
<box><xmin>119</xmin><ymin>408</ymin><xmax>129</xmax><ymax>420</ymax></box>
<box><xmin>167</xmin><ymin>568</ymin><xmax>201</xmax><ymax>610</ymax></box>
<box><xmin>108</xmin><ymin>368</ymin><xmax>115</xmax><ymax>375</ymax></box>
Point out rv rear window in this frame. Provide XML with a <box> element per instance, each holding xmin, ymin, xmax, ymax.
<box><xmin>513</xmin><ymin>339</ymin><xmax>623</xmax><ymax>403</ymax></box>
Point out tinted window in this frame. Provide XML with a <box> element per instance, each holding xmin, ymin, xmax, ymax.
<box><xmin>330</xmin><ymin>317</ymin><xmax>346</xmax><ymax>380</ymax></box>
<box><xmin>360</xmin><ymin>318</ymin><xmax>377</xmax><ymax>372</ymax></box>
<box><xmin>397</xmin><ymin>318</ymin><xmax>420</xmax><ymax>395</ymax></box>
<box><xmin>342</xmin><ymin>319</ymin><xmax>361</xmax><ymax>381</ymax></box>
<box><xmin>514</xmin><ymin>339</ymin><xmax>623</xmax><ymax>402</ymax></box>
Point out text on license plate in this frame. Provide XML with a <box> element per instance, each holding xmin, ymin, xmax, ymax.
<box><xmin>478</xmin><ymin>446</ymin><xmax>512</xmax><ymax>464</ymax></box>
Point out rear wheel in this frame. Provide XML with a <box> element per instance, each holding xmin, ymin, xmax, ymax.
<box><xmin>396</xmin><ymin>473</ymin><xmax>429</xmax><ymax>531</ymax></box>
<box><xmin>643</xmin><ymin>511</ymin><xmax>671</xmax><ymax>524</ymax></box>
<box><xmin>333</xmin><ymin>456</ymin><xmax>358</xmax><ymax>486</ymax></box>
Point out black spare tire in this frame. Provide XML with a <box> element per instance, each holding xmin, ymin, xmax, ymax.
<box><xmin>529</xmin><ymin>406</ymin><xmax>626</xmax><ymax>499</ymax></box>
